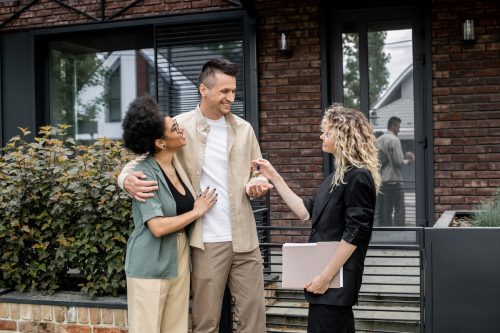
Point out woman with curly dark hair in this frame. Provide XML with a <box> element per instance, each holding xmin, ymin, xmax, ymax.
<box><xmin>121</xmin><ymin>95</ymin><xmax>217</xmax><ymax>333</ymax></box>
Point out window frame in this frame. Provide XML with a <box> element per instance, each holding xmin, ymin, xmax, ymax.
<box><xmin>320</xmin><ymin>4</ymin><xmax>434</xmax><ymax>227</ymax></box>
<box><xmin>33</xmin><ymin>9</ymin><xmax>260</xmax><ymax>138</ymax></box>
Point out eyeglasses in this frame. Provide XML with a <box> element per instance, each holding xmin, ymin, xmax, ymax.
<box><xmin>161</xmin><ymin>119</ymin><xmax>181</xmax><ymax>140</ymax></box>
<box><xmin>171</xmin><ymin>119</ymin><xmax>180</xmax><ymax>134</ymax></box>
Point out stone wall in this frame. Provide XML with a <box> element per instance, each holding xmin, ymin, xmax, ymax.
<box><xmin>0</xmin><ymin>302</ymin><xmax>127</xmax><ymax>333</ymax></box>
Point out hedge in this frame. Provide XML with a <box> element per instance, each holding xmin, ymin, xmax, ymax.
<box><xmin>0</xmin><ymin>125</ymin><xmax>133</xmax><ymax>296</ymax></box>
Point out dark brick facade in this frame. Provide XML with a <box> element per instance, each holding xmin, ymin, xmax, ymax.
<box><xmin>254</xmin><ymin>0</ymin><xmax>322</xmax><ymax>242</ymax></box>
<box><xmin>432</xmin><ymin>0</ymin><xmax>500</xmax><ymax>218</ymax></box>
<box><xmin>0</xmin><ymin>0</ymin><xmax>232</xmax><ymax>31</ymax></box>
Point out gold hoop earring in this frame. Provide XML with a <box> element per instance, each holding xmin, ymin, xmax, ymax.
<box><xmin>162</xmin><ymin>144</ymin><xmax>167</xmax><ymax>149</ymax></box>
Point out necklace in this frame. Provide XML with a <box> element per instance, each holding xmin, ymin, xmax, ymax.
<box><xmin>163</xmin><ymin>167</ymin><xmax>176</xmax><ymax>178</ymax></box>
<box><xmin>162</xmin><ymin>166</ymin><xmax>181</xmax><ymax>187</ymax></box>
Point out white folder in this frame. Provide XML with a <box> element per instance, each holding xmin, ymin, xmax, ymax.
<box><xmin>282</xmin><ymin>241</ymin><xmax>343</xmax><ymax>289</ymax></box>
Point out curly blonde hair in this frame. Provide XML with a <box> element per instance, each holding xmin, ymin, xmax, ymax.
<box><xmin>321</xmin><ymin>103</ymin><xmax>381</xmax><ymax>192</ymax></box>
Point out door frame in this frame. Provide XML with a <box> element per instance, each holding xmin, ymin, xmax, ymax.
<box><xmin>319</xmin><ymin>3</ymin><xmax>434</xmax><ymax>227</ymax></box>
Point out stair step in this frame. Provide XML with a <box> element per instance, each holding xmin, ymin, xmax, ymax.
<box><xmin>353</xmin><ymin>304</ymin><xmax>420</xmax><ymax>321</ymax></box>
<box><xmin>265</xmin><ymin>248</ymin><xmax>421</xmax><ymax>332</ymax></box>
<box><xmin>363</xmin><ymin>266</ymin><xmax>420</xmax><ymax>275</ymax></box>
<box><xmin>360</xmin><ymin>283</ymin><xmax>420</xmax><ymax>295</ymax></box>
<box><xmin>265</xmin><ymin>328</ymin><xmax>306</xmax><ymax>333</ymax></box>
<box><xmin>366</xmin><ymin>249</ymin><xmax>420</xmax><ymax>257</ymax></box>
<box><xmin>267</xmin><ymin>301</ymin><xmax>419</xmax><ymax>320</ymax></box>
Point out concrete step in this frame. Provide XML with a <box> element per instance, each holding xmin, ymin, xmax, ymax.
<box><xmin>265</xmin><ymin>248</ymin><xmax>421</xmax><ymax>332</ymax></box>
<box><xmin>360</xmin><ymin>283</ymin><xmax>420</xmax><ymax>295</ymax></box>
<box><xmin>265</xmin><ymin>328</ymin><xmax>306</xmax><ymax>333</ymax></box>
<box><xmin>272</xmin><ymin>283</ymin><xmax>420</xmax><ymax>301</ymax></box>
<box><xmin>266</xmin><ymin>301</ymin><xmax>420</xmax><ymax>332</ymax></box>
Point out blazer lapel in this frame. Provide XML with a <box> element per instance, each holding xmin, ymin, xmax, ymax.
<box><xmin>144</xmin><ymin>156</ymin><xmax>171</xmax><ymax>196</ymax></box>
<box><xmin>312</xmin><ymin>174</ymin><xmax>339</xmax><ymax>224</ymax></box>
<box><xmin>173</xmin><ymin>156</ymin><xmax>196</xmax><ymax>198</ymax></box>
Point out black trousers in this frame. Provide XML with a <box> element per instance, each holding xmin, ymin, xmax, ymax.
<box><xmin>307</xmin><ymin>303</ymin><xmax>355</xmax><ymax>333</ymax></box>
<box><xmin>377</xmin><ymin>182</ymin><xmax>405</xmax><ymax>227</ymax></box>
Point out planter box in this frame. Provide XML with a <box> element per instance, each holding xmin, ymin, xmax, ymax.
<box><xmin>0</xmin><ymin>290</ymin><xmax>127</xmax><ymax>332</ymax></box>
<box><xmin>424</xmin><ymin>211</ymin><xmax>500</xmax><ymax>333</ymax></box>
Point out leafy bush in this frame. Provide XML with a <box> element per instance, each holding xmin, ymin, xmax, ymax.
<box><xmin>0</xmin><ymin>125</ymin><xmax>133</xmax><ymax>296</ymax></box>
<box><xmin>472</xmin><ymin>189</ymin><xmax>500</xmax><ymax>227</ymax></box>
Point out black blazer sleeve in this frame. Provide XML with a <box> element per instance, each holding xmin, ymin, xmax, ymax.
<box><xmin>342</xmin><ymin>169</ymin><xmax>376</xmax><ymax>247</ymax></box>
<box><xmin>303</xmin><ymin>191</ymin><xmax>317</xmax><ymax>217</ymax></box>
<box><xmin>304</xmin><ymin>168</ymin><xmax>376</xmax><ymax>307</ymax></box>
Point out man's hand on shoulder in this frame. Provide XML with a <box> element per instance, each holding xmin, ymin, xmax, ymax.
<box><xmin>125</xmin><ymin>171</ymin><xmax>159</xmax><ymax>202</ymax></box>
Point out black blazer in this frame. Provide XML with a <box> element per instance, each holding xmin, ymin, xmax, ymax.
<box><xmin>303</xmin><ymin>167</ymin><xmax>376</xmax><ymax>306</ymax></box>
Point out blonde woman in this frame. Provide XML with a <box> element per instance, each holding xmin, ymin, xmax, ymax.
<box><xmin>252</xmin><ymin>104</ymin><xmax>380</xmax><ymax>333</ymax></box>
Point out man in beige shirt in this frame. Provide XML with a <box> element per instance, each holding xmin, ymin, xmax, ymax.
<box><xmin>376</xmin><ymin>116</ymin><xmax>414</xmax><ymax>227</ymax></box>
<box><xmin>118</xmin><ymin>59</ymin><xmax>271</xmax><ymax>333</ymax></box>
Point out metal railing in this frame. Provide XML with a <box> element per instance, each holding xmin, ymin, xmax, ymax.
<box><xmin>220</xmin><ymin>198</ymin><xmax>423</xmax><ymax>333</ymax></box>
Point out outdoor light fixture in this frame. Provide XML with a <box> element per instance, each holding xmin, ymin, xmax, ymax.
<box><xmin>462</xmin><ymin>19</ymin><xmax>475</xmax><ymax>43</ymax></box>
<box><xmin>277</xmin><ymin>31</ymin><xmax>292</xmax><ymax>58</ymax></box>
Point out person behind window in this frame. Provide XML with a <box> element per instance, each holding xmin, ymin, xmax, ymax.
<box><xmin>118</xmin><ymin>60</ymin><xmax>272</xmax><ymax>333</ymax></box>
<box><xmin>121</xmin><ymin>95</ymin><xmax>217</xmax><ymax>333</ymax></box>
<box><xmin>376</xmin><ymin>116</ymin><xmax>414</xmax><ymax>227</ymax></box>
<box><xmin>251</xmin><ymin>104</ymin><xmax>380</xmax><ymax>333</ymax></box>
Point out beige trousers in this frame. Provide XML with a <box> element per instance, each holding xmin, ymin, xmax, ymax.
<box><xmin>127</xmin><ymin>232</ymin><xmax>189</xmax><ymax>333</ymax></box>
<box><xmin>191</xmin><ymin>242</ymin><xmax>266</xmax><ymax>333</ymax></box>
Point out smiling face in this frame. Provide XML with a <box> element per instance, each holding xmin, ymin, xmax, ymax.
<box><xmin>159</xmin><ymin>116</ymin><xmax>185</xmax><ymax>152</ymax></box>
<box><xmin>199</xmin><ymin>71</ymin><xmax>236</xmax><ymax>120</ymax></box>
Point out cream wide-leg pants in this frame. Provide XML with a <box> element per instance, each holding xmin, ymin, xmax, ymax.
<box><xmin>127</xmin><ymin>232</ymin><xmax>190</xmax><ymax>333</ymax></box>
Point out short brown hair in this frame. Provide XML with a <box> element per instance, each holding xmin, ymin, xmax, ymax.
<box><xmin>198</xmin><ymin>59</ymin><xmax>238</xmax><ymax>88</ymax></box>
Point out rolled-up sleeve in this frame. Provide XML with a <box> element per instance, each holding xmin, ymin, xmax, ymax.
<box><xmin>342</xmin><ymin>170</ymin><xmax>376</xmax><ymax>246</ymax></box>
<box><xmin>133</xmin><ymin>169</ymin><xmax>164</xmax><ymax>225</ymax></box>
<box><xmin>302</xmin><ymin>191</ymin><xmax>317</xmax><ymax>217</ymax></box>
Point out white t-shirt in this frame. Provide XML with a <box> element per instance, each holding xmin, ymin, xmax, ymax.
<box><xmin>200</xmin><ymin>116</ymin><xmax>232</xmax><ymax>242</ymax></box>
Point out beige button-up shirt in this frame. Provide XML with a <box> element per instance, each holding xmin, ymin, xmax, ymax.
<box><xmin>118</xmin><ymin>105</ymin><xmax>265</xmax><ymax>253</ymax></box>
<box><xmin>175</xmin><ymin>106</ymin><xmax>264</xmax><ymax>252</ymax></box>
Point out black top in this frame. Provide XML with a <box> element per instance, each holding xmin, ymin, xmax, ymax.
<box><xmin>161</xmin><ymin>169</ymin><xmax>195</xmax><ymax>216</ymax></box>
<box><xmin>303</xmin><ymin>168</ymin><xmax>376</xmax><ymax>306</ymax></box>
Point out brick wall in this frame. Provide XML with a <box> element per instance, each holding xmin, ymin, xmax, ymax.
<box><xmin>3</xmin><ymin>0</ymin><xmax>498</xmax><ymax>225</ymax></box>
<box><xmin>0</xmin><ymin>302</ymin><xmax>127</xmax><ymax>333</ymax></box>
<box><xmin>255</xmin><ymin>0</ymin><xmax>322</xmax><ymax>242</ymax></box>
<box><xmin>432</xmin><ymin>0</ymin><xmax>500</xmax><ymax>219</ymax></box>
<box><xmin>0</xmin><ymin>0</ymin><xmax>232</xmax><ymax>31</ymax></box>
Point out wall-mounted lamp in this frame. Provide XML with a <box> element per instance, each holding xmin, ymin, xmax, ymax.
<box><xmin>462</xmin><ymin>19</ymin><xmax>475</xmax><ymax>43</ymax></box>
<box><xmin>277</xmin><ymin>31</ymin><xmax>292</xmax><ymax>58</ymax></box>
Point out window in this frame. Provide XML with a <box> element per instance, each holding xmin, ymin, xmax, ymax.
<box><xmin>328</xmin><ymin>9</ymin><xmax>429</xmax><ymax>235</ymax></box>
<box><xmin>46</xmin><ymin>17</ymin><xmax>251</xmax><ymax>144</ymax></box>
<box><xmin>156</xmin><ymin>20</ymin><xmax>245</xmax><ymax>118</ymax></box>
<box><xmin>107</xmin><ymin>63</ymin><xmax>121</xmax><ymax>123</ymax></box>
<box><xmin>48</xmin><ymin>29</ymin><xmax>154</xmax><ymax>143</ymax></box>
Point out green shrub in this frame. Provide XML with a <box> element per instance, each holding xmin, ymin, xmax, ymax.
<box><xmin>0</xmin><ymin>125</ymin><xmax>133</xmax><ymax>296</ymax></box>
<box><xmin>472</xmin><ymin>189</ymin><xmax>500</xmax><ymax>227</ymax></box>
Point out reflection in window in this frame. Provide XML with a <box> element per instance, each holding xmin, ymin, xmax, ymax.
<box><xmin>47</xmin><ymin>22</ymin><xmax>246</xmax><ymax>143</ymax></box>
<box><xmin>342</xmin><ymin>32</ymin><xmax>360</xmax><ymax>110</ymax></box>
<box><xmin>107</xmin><ymin>64</ymin><xmax>121</xmax><ymax>123</ymax></box>
<box><xmin>48</xmin><ymin>31</ymin><xmax>154</xmax><ymax>144</ymax></box>
<box><xmin>156</xmin><ymin>21</ymin><xmax>245</xmax><ymax>118</ymax></box>
<box><xmin>367</xmin><ymin>28</ymin><xmax>416</xmax><ymax>227</ymax></box>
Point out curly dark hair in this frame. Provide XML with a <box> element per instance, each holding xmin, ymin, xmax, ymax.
<box><xmin>198</xmin><ymin>58</ymin><xmax>238</xmax><ymax>88</ymax></box>
<box><xmin>122</xmin><ymin>95</ymin><xmax>165</xmax><ymax>155</ymax></box>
